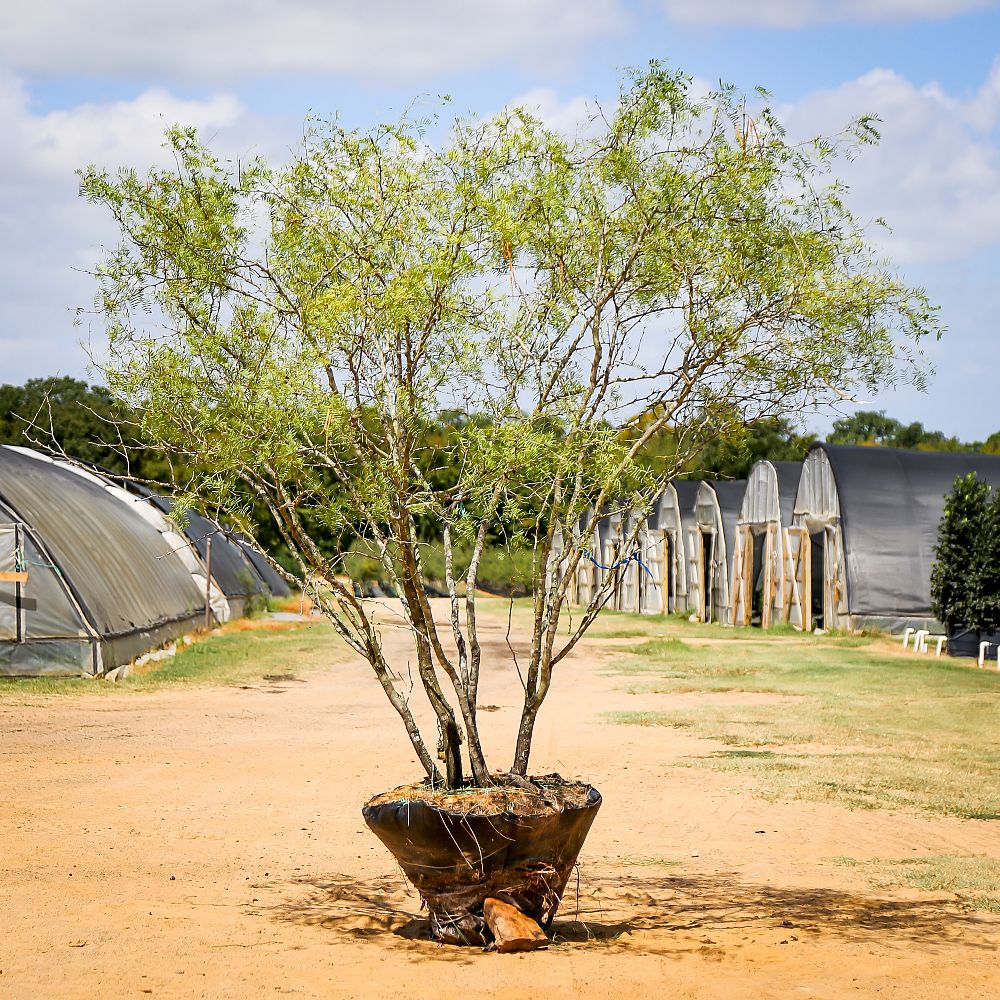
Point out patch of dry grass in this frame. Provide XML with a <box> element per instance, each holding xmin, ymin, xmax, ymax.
<box><xmin>0</xmin><ymin>619</ymin><xmax>347</xmax><ymax>698</ymax></box>
<box><xmin>603</xmin><ymin>613</ymin><xmax>1000</xmax><ymax>819</ymax></box>
<box><xmin>835</xmin><ymin>855</ymin><xmax>1000</xmax><ymax>913</ymax></box>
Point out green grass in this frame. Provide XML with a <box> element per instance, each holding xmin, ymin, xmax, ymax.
<box><xmin>587</xmin><ymin>627</ymin><xmax>660</xmax><ymax>639</ymax></box>
<box><xmin>0</xmin><ymin>622</ymin><xmax>346</xmax><ymax>700</ymax></box>
<box><xmin>619</xmin><ymin>637</ymin><xmax>692</xmax><ymax>655</ymax></box>
<box><xmin>600</xmin><ymin>613</ymin><xmax>1000</xmax><ymax>819</ymax></box>
<box><xmin>835</xmin><ymin>855</ymin><xmax>1000</xmax><ymax>913</ymax></box>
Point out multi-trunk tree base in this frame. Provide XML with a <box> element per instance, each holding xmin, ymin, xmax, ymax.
<box><xmin>362</xmin><ymin>775</ymin><xmax>602</xmax><ymax>946</ymax></box>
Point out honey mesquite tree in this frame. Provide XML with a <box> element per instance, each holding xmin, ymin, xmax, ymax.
<box><xmin>80</xmin><ymin>64</ymin><xmax>938</xmax><ymax>789</ymax></box>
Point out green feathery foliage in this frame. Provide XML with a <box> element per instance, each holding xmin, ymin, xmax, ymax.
<box><xmin>931</xmin><ymin>473</ymin><xmax>989</xmax><ymax>629</ymax></box>
<box><xmin>79</xmin><ymin>62</ymin><xmax>940</xmax><ymax>787</ymax></box>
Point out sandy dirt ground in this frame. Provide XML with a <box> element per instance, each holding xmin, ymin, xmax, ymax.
<box><xmin>2</xmin><ymin>600</ymin><xmax>998</xmax><ymax>999</ymax></box>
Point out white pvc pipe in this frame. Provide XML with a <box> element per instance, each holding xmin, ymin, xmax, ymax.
<box><xmin>934</xmin><ymin>635</ymin><xmax>947</xmax><ymax>657</ymax></box>
<box><xmin>915</xmin><ymin>629</ymin><xmax>930</xmax><ymax>653</ymax></box>
<box><xmin>902</xmin><ymin>627</ymin><xmax>914</xmax><ymax>650</ymax></box>
<box><xmin>979</xmin><ymin>641</ymin><xmax>990</xmax><ymax>668</ymax></box>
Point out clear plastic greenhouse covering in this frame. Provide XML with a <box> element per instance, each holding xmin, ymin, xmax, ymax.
<box><xmin>811</xmin><ymin>444</ymin><xmax>1000</xmax><ymax>620</ymax></box>
<box><xmin>737</xmin><ymin>461</ymin><xmax>803</xmax><ymax>528</ymax></box>
<box><xmin>0</xmin><ymin>446</ymin><xmax>206</xmax><ymax>675</ymax></box>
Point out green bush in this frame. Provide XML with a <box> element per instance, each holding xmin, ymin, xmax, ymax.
<box><xmin>931</xmin><ymin>473</ymin><xmax>990</xmax><ymax>629</ymax></box>
<box><xmin>974</xmin><ymin>488</ymin><xmax>1000</xmax><ymax>631</ymax></box>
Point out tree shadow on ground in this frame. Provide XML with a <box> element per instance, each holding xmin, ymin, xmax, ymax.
<box><xmin>264</xmin><ymin>868</ymin><xmax>999</xmax><ymax>957</ymax></box>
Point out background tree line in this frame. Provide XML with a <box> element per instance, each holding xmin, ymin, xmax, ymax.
<box><xmin>3</xmin><ymin>376</ymin><xmax>997</xmax><ymax>588</ymax></box>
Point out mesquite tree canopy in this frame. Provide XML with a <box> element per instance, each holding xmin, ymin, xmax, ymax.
<box><xmin>79</xmin><ymin>63</ymin><xmax>939</xmax><ymax>787</ymax></box>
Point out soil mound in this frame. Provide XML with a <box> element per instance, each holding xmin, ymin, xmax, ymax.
<box><xmin>366</xmin><ymin>773</ymin><xmax>593</xmax><ymax>817</ymax></box>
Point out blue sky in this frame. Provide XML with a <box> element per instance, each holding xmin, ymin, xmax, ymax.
<box><xmin>2</xmin><ymin>1</ymin><xmax>999</xmax><ymax>439</ymax></box>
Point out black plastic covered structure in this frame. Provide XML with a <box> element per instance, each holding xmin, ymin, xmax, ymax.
<box><xmin>146</xmin><ymin>496</ymin><xmax>271</xmax><ymax>616</ymax></box>
<box><xmin>794</xmin><ymin>444</ymin><xmax>1000</xmax><ymax>629</ymax></box>
<box><xmin>233</xmin><ymin>535</ymin><xmax>291</xmax><ymax>598</ymax></box>
<box><xmin>710</xmin><ymin>480</ymin><xmax>748</xmax><ymax>573</ymax></box>
<box><xmin>672</xmin><ymin>480</ymin><xmax>700</xmax><ymax>552</ymax></box>
<box><xmin>692</xmin><ymin>479</ymin><xmax>748</xmax><ymax>624</ymax></box>
<box><xmin>0</xmin><ymin>447</ymin><xmax>206</xmax><ymax>675</ymax></box>
<box><xmin>121</xmin><ymin>482</ymin><xmax>292</xmax><ymax>604</ymax></box>
<box><xmin>732</xmin><ymin>460</ymin><xmax>804</xmax><ymax>628</ymax></box>
<box><xmin>773</xmin><ymin>460</ymin><xmax>804</xmax><ymax>527</ymax></box>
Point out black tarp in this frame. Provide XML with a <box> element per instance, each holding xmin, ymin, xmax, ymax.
<box><xmin>146</xmin><ymin>496</ymin><xmax>268</xmax><ymax>601</ymax></box>
<box><xmin>772</xmin><ymin>461</ymin><xmax>803</xmax><ymax>526</ymax></box>
<box><xmin>233</xmin><ymin>535</ymin><xmax>291</xmax><ymax>597</ymax></box>
<box><xmin>707</xmin><ymin>480</ymin><xmax>748</xmax><ymax>571</ymax></box>
<box><xmin>672</xmin><ymin>480</ymin><xmax>700</xmax><ymax>509</ymax></box>
<box><xmin>0</xmin><ymin>447</ymin><xmax>205</xmax><ymax>672</ymax></box>
<box><xmin>672</xmin><ymin>480</ymin><xmax>700</xmax><ymax>544</ymax></box>
<box><xmin>821</xmin><ymin>444</ymin><xmax>1000</xmax><ymax>618</ymax></box>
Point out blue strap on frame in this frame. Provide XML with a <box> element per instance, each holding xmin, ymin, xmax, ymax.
<box><xmin>581</xmin><ymin>547</ymin><xmax>657</xmax><ymax>584</ymax></box>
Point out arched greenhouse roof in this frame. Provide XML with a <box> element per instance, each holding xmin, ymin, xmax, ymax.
<box><xmin>145</xmin><ymin>495</ymin><xmax>269</xmax><ymax>601</ymax></box>
<box><xmin>0</xmin><ymin>446</ymin><xmax>205</xmax><ymax>673</ymax></box>
<box><xmin>772</xmin><ymin>461</ymin><xmax>804</xmax><ymax>526</ymax></box>
<box><xmin>706</xmin><ymin>479</ymin><xmax>748</xmax><ymax>568</ymax></box>
<box><xmin>806</xmin><ymin>443</ymin><xmax>1000</xmax><ymax>618</ymax></box>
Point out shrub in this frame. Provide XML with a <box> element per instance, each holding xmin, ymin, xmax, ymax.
<box><xmin>974</xmin><ymin>488</ymin><xmax>1000</xmax><ymax>632</ymax></box>
<box><xmin>931</xmin><ymin>473</ymin><xmax>989</xmax><ymax>629</ymax></box>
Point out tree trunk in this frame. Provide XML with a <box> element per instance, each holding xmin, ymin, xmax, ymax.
<box><xmin>442</xmin><ymin>719</ymin><xmax>464</xmax><ymax>787</ymax></box>
<box><xmin>511</xmin><ymin>700</ymin><xmax>539</xmax><ymax>776</ymax></box>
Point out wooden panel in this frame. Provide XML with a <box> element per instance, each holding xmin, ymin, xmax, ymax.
<box><xmin>743</xmin><ymin>526</ymin><xmax>753</xmax><ymax>627</ymax></box>
<box><xmin>802</xmin><ymin>531</ymin><xmax>812</xmax><ymax>632</ymax></box>
<box><xmin>666</xmin><ymin>533</ymin><xmax>676</xmax><ymax>613</ymax></box>
<box><xmin>761</xmin><ymin>525</ymin><xmax>774</xmax><ymax>629</ymax></box>
<box><xmin>784</xmin><ymin>526</ymin><xmax>810</xmax><ymax>630</ymax></box>
<box><xmin>696</xmin><ymin>530</ymin><xmax>706</xmax><ymax>621</ymax></box>
<box><xmin>730</xmin><ymin>530</ymin><xmax>743</xmax><ymax>625</ymax></box>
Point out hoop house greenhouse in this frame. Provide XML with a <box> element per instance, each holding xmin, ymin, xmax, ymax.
<box><xmin>232</xmin><ymin>533</ymin><xmax>291</xmax><ymax>598</ymax></box>
<box><xmin>650</xmin><ymin>481</ymin><xmax>699</xmax><ymax>614</ymax></box>
<box><xmin>688</xmin><ymin>480</ymin><xmax>747</xmax><ymax>624</ymax></box>
<box><xmin>571</xmin><ymin>505</ymin><xmax>606</xmax><ymax>608</ymax></box>
<box><xmin>142</xmin><ymin>493</ymin><xmax>274</xmax><ymax>618</ymax></box>
<box><xmin>0</xmin><ymin>446</ymin><xmax>209</xmax><ymax>676</ymax></box>
<box><xmin>571</xmin><ymin>480</ymin><xmax>730</xmax><ymax>617</ymax></box>
<box><xmin>0</xmin><ymin>446</ymin><xmax>290</xmax><ymax>676</ymax></box>
<box><xmin>790</xmin><ymin>444</ymin><xmax>1000</xmax><ymax>631</ymax></box>
<box><xmin>731</xmin><ymin>460</ymin><xmax>803</xmax><ymax>627</ymax></box>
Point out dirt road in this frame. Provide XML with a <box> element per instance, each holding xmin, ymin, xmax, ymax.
<box><xmin>2</xmin><ymin>602</ymin><xmax>997</xmax><ymax>998</ymax></box>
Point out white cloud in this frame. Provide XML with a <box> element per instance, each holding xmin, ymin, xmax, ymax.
<box><xmin>3</xmin><ymin>56</ymin><xmax>1000</xmax><ymax>441</ymax></box>
<box><xmin>502</xmin><ymin>69</ymin><xmax>1000</xmax><ymax>439</ymax></box>
<box><xmin>0</xmin><ymin>79</ymin><xmax>244</xmax><ymax>184</ymax></box>
<box><xmin>661</xmin><ymin>0</ymin><xmax>993</xmax><ymax>28</ymax></box>
<box><xmin>507</xmin><ymin>74</ymin><xmax>718</xmax><ymax>135</ymax></box>
<box><xmin>507</xmin><ymin>89</ymin><xmax>604</xmax><ymax>136</ymax></box>
<box><xmin>508</xmin><ymin>68</ymin><xmax>1000</xmax><ymax>265</ymax></box>
<box><xmin>779</xmin><ymin>61</ymin><xmax>1000</xmax><ymax>263</ymax></box>
<box><xmin>0</xmin><ymin>76</ymin><xmax>251</xmax><ymax>382</ymax></box>
<box><xmin>3</xmin><ymin>1</ymin><xmax>625</xmax><ymax>83</ymax></box>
